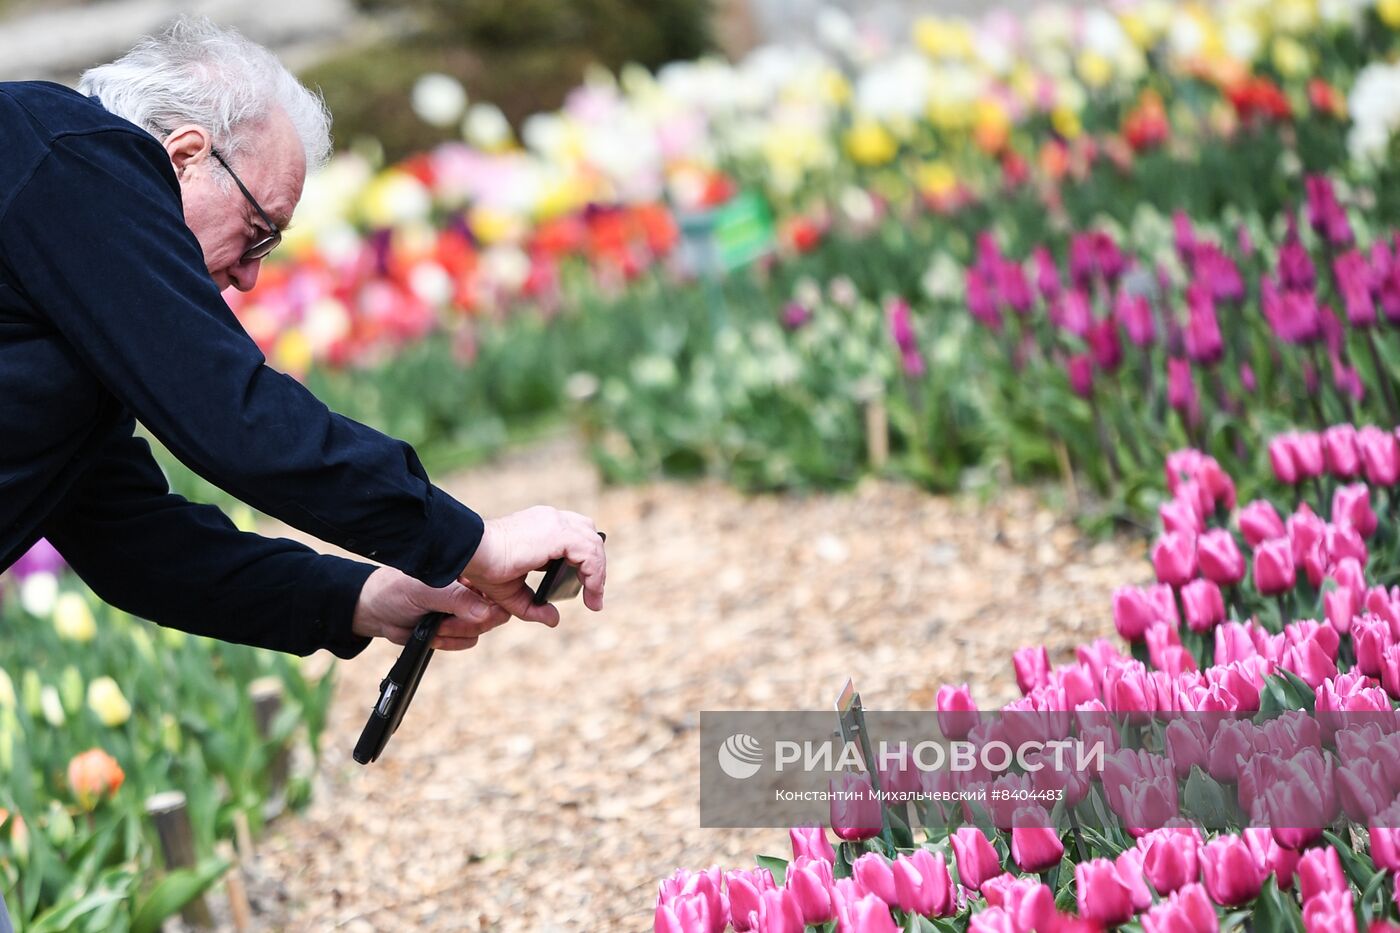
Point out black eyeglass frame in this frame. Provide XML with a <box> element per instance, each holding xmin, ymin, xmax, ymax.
<box><xmin>208</xmin><ymin>148</ymin><xmax>282</xmax><ymax>264</ymax></box>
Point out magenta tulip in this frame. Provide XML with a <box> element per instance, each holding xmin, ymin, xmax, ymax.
<box><xmin>755</xmin><ymin>888</ymin><xmax>804</xmax><ymax>933</ymax></box>
<box><xmin>1359</xmin><ymin>425</ymin><xmax>1400</xmax><ymax>486</ymax></box>
<box><xmin>1253</xmin><ymin>537</ymin><xmax>1296</xmax><ymax>596</ymax></box>
<box><xmin>1197</xmin><ymin>529</ymin><xmax>1245</xmax><ymax>585</ymax></box>
<box><xmin>837</xmin><ymin>893</ymin><xmax>897</xmax><ymax>933</ymax></box>
<box><xmin>1013</xmin><ymin>645</ymin><xmax>1050</xmax><ymax>694</ymax></box>
<box><xmin>1303</xmin><ymin>889</ymin><xmax>1357</xmax><ymax>933</ymax></box>
<box><xmin>1239</xmin><ymin>500</ymin><xmax>1286</xmax><ymax>548</ymax></box>
<box><xmin>1152</xmin><ymin>531</ymin><xmax>1198</xmax><ymax>587</ymax></box>
<box><xmin>1010</xmin><ymin>807</ymin><xmax>1064</xmax><ymax>874</ymax></box>
<box><xmin>853</xmin><ymin>853</ymin><xmax>897</xmax><ymax>905</ymax></box>
<box><xmin>1373</xmin><ymin>804</ymin><xmax>1400</xmax><ymax>873</ymax></box>
<box><xmin>789</xmin><ymin>826</ymin><xmax>836</xmax><ymax>864</ymax></box>
<box><xmin>1323</xmin><ymin>425</ymin><xmax>1361</xmax><ymax>478</ymax></box>
<box><xmin>1298</xmin><ymin>844</ymin><xmax>1347</xmax><ymax>903</ymax></box>
<box><xmin>1139</xmin><ymin>827</ymin><xmax>1201</xmax><ymax>895</ymax></box>
<box><xmin>1270</xmin><ymin>436</ymin><xmax>1301</xmax><ymax>485</ymax></box>
<box><xmin>725</xmin><ymin>868</ymin><xmax>774</xmax><ymax>932</ymax></box>
<box><xmin>1076</xmin><ymin>858</ymin><xmax>1135</xmax><ymax>925</ymax></box>
<box><xmin>1142</xmin><ymin>884</ymin><xmax>1219</xmax><ymax>933</ymax></box>
<box><xmin>786</xmin><ymin>856</ymin><xmax>836</xmax><ymax>925</ymax></box>
<box><xmin>936</xmin><ymin>684</ymin><xmax>978</xmax><ymax>741</ymax></box>
<box><xmin>892</xmin><ymin>849</ymin><xmax>953</xmax><ymax>918</ymax></box>
<box><xmin>1333</xmin><ymin>483</ymin><xmax>1378</xmax><ymax>538</ymax></box>
<box><xmin>1201</xmin><ymin>835</ymin><xmax>1265</xmax><ymax>906</ymax></box>
<box><xmin>1182</xmin><ymin>578</ymin><xmax>1226</xmax><ymax>633</ymax></box>
<box><xmin>829</xmin><ymin>773</ymin><xmax>881</xmax><ymax>841</ymax></box>
<box><xmin>951</xmin><ymin>826</ymin><xmax>1003</xmax><ymax>893</ymax></box>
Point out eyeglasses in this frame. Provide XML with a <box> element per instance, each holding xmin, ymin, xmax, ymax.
<box><xmin>210</xmin><ymin>148</ymin><xmax>282</xmax><ymax>263</ymax></box>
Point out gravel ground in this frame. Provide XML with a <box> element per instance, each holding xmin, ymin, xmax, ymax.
<box><xmin>236</xmin><ymin>430</ymin><xmax>1148</xmax><ymax>932</ymax></box>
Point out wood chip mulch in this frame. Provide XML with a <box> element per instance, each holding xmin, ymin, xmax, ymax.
<box><xmin>228</xmin><ymin>432</ymin><xmax>1148</xmax><ymax>932</ymax></box>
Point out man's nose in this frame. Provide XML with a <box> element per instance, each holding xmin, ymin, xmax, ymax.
<box><xmin>228</xmin><ymin>258</ymin><xmax>263</xmax><ymax>292</ymax></box>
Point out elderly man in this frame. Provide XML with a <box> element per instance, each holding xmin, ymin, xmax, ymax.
<box><xmin>0</xmin><ymin>18</ymin><xmax>606</xmax><ymax>662</ymax></box>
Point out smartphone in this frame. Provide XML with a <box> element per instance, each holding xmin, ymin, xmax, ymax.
<box><xmin>532</xmin><ymin>531</ymin><xmax>606</xmax><ymax>606</ymax></box>
<box><xmin>353</xmin><ymin>612</ymin><xmax>446</xmax><ymax>765</ymax></box>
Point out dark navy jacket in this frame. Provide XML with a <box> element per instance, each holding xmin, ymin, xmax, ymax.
<box><xmin>0</xmin><ymin>81</ymin><xmax>484</xmax><ymax>658</ymax></box>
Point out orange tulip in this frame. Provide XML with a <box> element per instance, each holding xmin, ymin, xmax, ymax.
<box><xmin>67</xmin><ymin>748</ymin><xmax>124</xmax><ymax>810</ymax></box>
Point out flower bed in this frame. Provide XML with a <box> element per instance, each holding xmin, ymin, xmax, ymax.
<box><xmin>656</xmin><ymin>428</ymin><xmax>1400</xmax><ymax>931</ymax></box>
<box><xmin>0</xmin><ymin>541</ymin><xmax>335</xmax><ymax>928</ymax></box>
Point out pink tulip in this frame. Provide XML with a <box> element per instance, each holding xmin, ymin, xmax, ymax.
<box><xmin>1116</xmin><ymin>846</ymin><xmax>1154</xmax><ymax>912</ymax></box>
<box><xmin>1200</xmin><ymin>835</ymin><xmax>1265</xmax><ymax>906</ymax></box>
<box><xmin>936</xmin><ymin>684</ymin><xmax>978</xmax><ymax>741</ymax></box>
<box><xmin>755</xmin><ymin>887</ymin><xmax>805</xmax><ymax>933</ymax></box>
<box><xmin>1323</xmin><ymin>425</ymin><xmax>1362</xmax><ymax>479</ymax></box>
<box><xmin>1010</xmin><ymin>807</ymin><xmax>1064</xmax><ymax>874</ymax></box>
<box><xmin>1142</xmin><ymin>883</ymin><xmax>1219</xmax><ymax>933</ymax></box>
<box><xmin>1333</xmin><ymin>484</ymin><xmax>1378</xmax><ymax>538</ymax></box>
<box><xmin>1338</xmin><ymin>758</ymin><xmax>1393</xmax><ymax>823</ymax></box>
<box><xmin>1168</xmin><ymin>358</ymin><xmax>1200</xmax><ymax>423</ymax></box>
<box><xmin>1153</xmin><ymin>531</ymin><xmax>1198</xmax><ymax>587</ymax></box>
<box><xmin>1161</xmin><ymin>496</ymin><xmax>1206</xmax><ymax>535</ymax></box>
<box><xmin>968</xmin><ymin>907</ymin><xmax>1016</xmax><ymax>933</ymax></box>
<box><xmin>1358</xmin><ymin>425</ymin><xmax>1400</xmax><ymax>486</ymax></box>
<box><xmin>1239</xmin><ymin>500</ymin><xmax>1286</xmax><ymax>548</ymax></box>
<box><xmin>892</xmin><ymin>849</ymin><xmax>953</xmax><ymax>918</ymax></box>
<box><xmin>1198</xmin><ymin>529</ymin><xmax>1246</xmax><ymax>585</ymax></box>
<box><xmin>1298</xmin><ymin>842</ymin><xmax>1347</xmax><ymax>903</ymax></box>
<box><xmin>790</xmin><ymin>826</ymin><xmax>836</xmax><ymax>864</ymax></box>
<box><xmin>786</xmin><ymin>856</ymin><xmax>836</xmax><ymax>925</ymax></box>
<box><xmin>1076</xmin><ymin>858</ymin><xmax>1135</xmax><ymax>925</ymax></box>
<box><xmin>1270</xmin><ymin>436</ymin><xmax>1301</xmax><ymax>485</ymax></box>
<box><xmin>1243</xmin><ymin>827</ymin><xmax>1300</xmax><ymax>890</ymax></box>
<box><xmin>1325</xmin><ymin>586</ymin><xmax>1360</xmax><ymax>635</ymax></box>
<box><xmin>725</xmin><ymin>868</ymin><xmax>774</xmax><ymax>932</ymax></box>
<box><xmin>1373</xmin><ymin>803</ymin><xmax>1400</xmax><ymax>873</ymax></box>
<box><xmin>1066</xmin><ymin>355</ymin><xmax>1094</xmax><ymax>399</ymax></box>
<box><xmin>853</xmin><ymin>853</ymin><xmax>897</xmax><ymax>906</ymax></box>
<box><xmin>1353</xmin><ymin>614</ymin><xmax>1392</xmax><ymax>676</ymax></box>
<box><xmin>837</xmin><ymin>892</ymin><xmax>897</xmax><ymax>933</ymax></box>
<box><xmin>1013</xmin><ymin>645</ymin><xmax>1051</xmax><ymax>695</ymax></box>
<box><xmin>1293</xmin><ymin>433</ymin><xmax>1326</xmax><ymax>477</ymax></box>
<box><xmin>951</xmin><ymin>826</ymin><xmax>1003</xmax><ymax>893</ymax></box>
<box><xmin>1138</xmin><ymin>827</ymin><xmax>1202</xmax><ymax>895</ymax></box>
<box><xmin>1253</xmin><ymin>538</ymin><xmax>1296</xmax><ymax>596</ymax></box>
<box><xmin>657</xmin><ymin>867</ymin><xmax>726</xmax><ymax>933</ymax></box>
<box><xmin>1182</xmin><ymin>579</ymin><xmax>1226</xmax><ymax>633</ymax></box>
<box><xmin>1303</xmin><ymin>889</ymin><xmax>1357</xmax><ymax>933</ymax></box>
<box><xmin>830</xmin><ymin>773</ymin><xmax>882</xmax><ymax>841</ymax></box>
<box><xmin>1164</xmin><ymin>719</ymin><xmax>1210</xmax><ymax>779</ymax></box>
<box><xmin>1114</xmin><ymin>585</ymin><xmax>1170</xmax><ymax>642</ymax></box>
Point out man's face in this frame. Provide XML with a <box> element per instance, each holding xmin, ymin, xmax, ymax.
<box><xmin>161</xmin><ymin>108</ymin><xmax>306</xmax><ymax>293</ymax></box>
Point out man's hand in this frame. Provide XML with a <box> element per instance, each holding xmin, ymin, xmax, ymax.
<box><xmin>459</xmin><ymin>506</ymin><xmax>607</xmax><ymax>626</ymax></box>
<box><xmin>352</xmin><ymin>566</ymin><xmax>511</xmax><ymax>650</ymax></box>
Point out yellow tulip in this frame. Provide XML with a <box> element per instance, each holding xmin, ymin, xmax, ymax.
<box><xmin>1052</xmin><ymin>106</ymin><xmax>1083</xmax><ymax>140</ymax></box>
<box><xmin>1271</xmin><ymin>36</ymin><xmax>1311</xmax><ymax>79</ymax></box>
<box><xmin>40</xmin><ymin>686</ymin><xmax>65</xmax><ymax>728</ymax></box>
<box><xmin>916</xmin><ymin>162</ymin><xmax>958</xmax><ymax>200</ymax></box>
<box><xmin>86</xmin><ymin>677</ymin><xmax>132</xmax><ymax>728</ymax></box>
<box><xmin>1076</xmin><ymin>51</ymin><xmax>1114</xmax><ymax>90</ymax></box>
<box><xmin>844</xmin><ymin>121</ymin><xmax>898</xmax><ymax>166</ymax></box>
<box><xmin>469</xmin><ymin>205</ymin><xmax>524</xmax><ymax>246</ymax></box>
<box><xmin>272</xmin><ymin>330</ymin><xmax>313</xmax><ymax>379</ymax></box>
<box><xmin>53</xmin><ymin>593</ymin><xmax>96</xmax><ymax>643</ymax></box>
<box><xmin>819</xmin><ymin>69</ymin><xmax>851</xmax><ymax>105</ymax></box>
<box><xmin>1381</xmin><ymin>0</ymin><xmax>1400</xmax><ymax>28</ymax></box>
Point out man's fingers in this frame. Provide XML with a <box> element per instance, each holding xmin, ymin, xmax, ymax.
<box><xmin>562</xmin><ymin>530</ymin><xmax>607</xmax><ymax>612</ymax></box>
<box><xmin>431</xmin><ymin>635</ymin><xmax>480</xmax><ymax>651</ymax></box>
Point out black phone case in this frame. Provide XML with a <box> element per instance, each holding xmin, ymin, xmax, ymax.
<box><xmin>353</xmin><ymin>612</ymin><xmax>446</xmax><ymax>765</ymax></box>
<box><xmin>531</xmin><ymin>531</ymin><xmax>605</xmax><ymax>606</ymax></box>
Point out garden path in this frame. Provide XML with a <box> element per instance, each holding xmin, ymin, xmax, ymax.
<box><xmin>246</xmin><ymin>429</ymin><xmax>1145</xmax><ymax>931</ymax></box>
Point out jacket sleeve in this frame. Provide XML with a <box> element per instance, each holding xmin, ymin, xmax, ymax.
<box><xmin>41</xmin><ymin>416</ymin><xmax>378</xmax><ymax>658</ymax></box>
<box><xmin>0</xmin><ymin>127</ymin><xmax>482</xmax><ymax>587</ymax></box>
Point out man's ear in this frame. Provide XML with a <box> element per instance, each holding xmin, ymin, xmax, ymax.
<box><xmin>162</xmin><ymin>124</ymin><xmax>213</xmax><ymax>181</ymax></box>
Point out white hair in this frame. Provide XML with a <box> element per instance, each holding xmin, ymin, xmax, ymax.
<box><xmin>77</xmin><ymin>16</ymin><xmax>333</xmax><ymax>180</ymax></box>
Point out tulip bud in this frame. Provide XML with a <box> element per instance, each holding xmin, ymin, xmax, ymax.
<box><xmin>951</xmin><ymin>827</ymin><xmax>1003</xmax><ymax>893</ymax></box>
<box><xmin>67</xmin><ymin>748</ymin><xmax>125</xmax><ymax>811</ymax></box>
<box><xmin>1253</xmin><ymin>538</ymin><xmax>1296</xmax><ymax>596</ymax></box>
<box><xmin>1197</xmin><ymin>529</ymin><xmax>1246</xmax><ymax>586</ymax></box>
<box><xmin>1076</xmin><ymin>858</ymin><xmax>1135</xmax><ymax>925</ymax></box>
<box><xmin>1200</xmin><ymin>834</ymin><xmax>1265</xmax><ymax>906</ymax></box>
<box><xmin>786</xmin><ymin>857</ymin><xmax>836</xmax><ymax>925</ymax></box>
<box><xmin>935</xmin><ymin>684</ymin><xmax>978</xmax><ymax>741</ymax></box>
<box><xmin>1152</xmin><ymin>531</ymin><xmax>1198</xmax><ymax>587</ymax></box>
<box><xmin>53</xmin><ymin>592</ymin><xmax>96</xmax><ymax>643</ymax></box>
<box><xmin>1239</xmin><ymin>500</ymin><xmax>1286</xmax><ymax>548</ymax></box>
<box><xmin>1182</xmin><ymin>578</ymin><xmax>1226</xmax><ymax>633</ymax></box>
<box><xmin>1358</xmin><ymin>425</ymin><xmax>1400</xmax><ymax>486</ymax></box>
<box><xmin>1010</xmin><ymin>807</ymin><xmax>1064</xmax><ymax>874</ymax></box>
<box><xmin>1333</xmin><ymin>483</ymin><xmax>1378</xmax><ymax>538</ymax></box>
<box><xmin>789</xmin><ymin>826</ymin><xmax>836</xmax><ymax>864</ymax></box>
